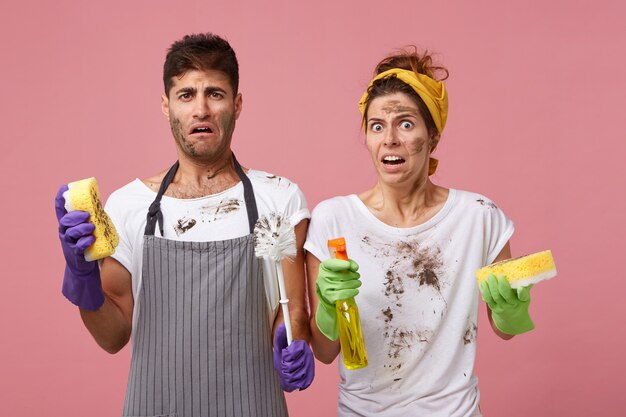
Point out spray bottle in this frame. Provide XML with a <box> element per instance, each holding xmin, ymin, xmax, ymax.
<box><xmin>328</xmin><ymin>237</ymin><xmax>368</xmax><ymax>370</ymax></box>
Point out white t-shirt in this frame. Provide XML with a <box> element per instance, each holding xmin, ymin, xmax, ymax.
<box><xmin>105</xmin><ymin>169</ymin><xmax>310</xmax><ymax>333</ymax></box>
<box><xmin>304</xmin><ymin>189</ymin><xmax>514</xmax><ymax>417</ymax></box>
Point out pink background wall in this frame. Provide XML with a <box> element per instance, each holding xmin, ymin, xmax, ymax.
<box><xmin>1</xmin><ymin>0</ymin><xmax>625</xmax><ymax>416</ymax></box>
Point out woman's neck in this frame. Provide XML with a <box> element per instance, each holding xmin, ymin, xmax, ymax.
<box><xmin>359</xmin><ymin>179</ymin><xmax>449</xmax><ymax>228</ymax></box>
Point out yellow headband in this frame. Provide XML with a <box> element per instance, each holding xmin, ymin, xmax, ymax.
<box><xmin>358</xmin><ymin>68</ymin><xmax>448</xmax><ymax>134</ymax></box>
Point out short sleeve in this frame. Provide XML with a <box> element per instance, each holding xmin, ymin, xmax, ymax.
<box><xmin>283</xmin><ymin>183</ymin><xmax>310</xmax><ymax>228</ymax></box>
<box><xmin>483</xmin><ymin>198</ymin><xmax>515</xmax><ymax>264</ymax></box>
<box><xmin>104</xmin><ymin>190</ymin><xmax>133</xmax><ymax>273</ymax></box>
<box><xmin>304</xmin><ymin>199</ymin><xmax>340</xmax><ymax>262</ymax></box>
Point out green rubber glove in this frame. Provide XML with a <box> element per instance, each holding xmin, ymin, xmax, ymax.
<box><xmin>480</xmin><ymin>274</ymin><xmax>535</xmax><ymax>335</ymax></box>
<box><xmin>315</xmin><ymin>258</ymin><xmax>361</xmax><ymax>341</ymax></box>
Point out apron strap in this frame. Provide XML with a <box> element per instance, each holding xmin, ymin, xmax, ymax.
<box><xmin>144</xmin><ymin>155</ymin><xmax>258</xmax><ymax>236</ymax></box>
<box><xmin>144</xmin><ymin>161</ymin><xmax>179</xmax><ymax>236</ymax></box>
<box><xmin>232</xmin><ymin>154</ymin><xmax>259</xmax><ymax>234</ymax></box>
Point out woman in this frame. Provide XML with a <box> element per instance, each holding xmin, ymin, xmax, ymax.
<box><xmin>304</xmin><ymin>48</ymin><xmax>535</xmax><ymax>416</ymax></box>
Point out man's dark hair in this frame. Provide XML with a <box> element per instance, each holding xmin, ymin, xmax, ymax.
<box><xmin>163</xmin><ymin>33</ymin><xmax>239</xmax><ymax>96</ymax></box>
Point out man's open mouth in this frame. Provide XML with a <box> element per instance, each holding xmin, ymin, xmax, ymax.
<box><xmin>191</xmin><ymin>126</ymin><xmax>213</xmax><ymax>134</ymax></box>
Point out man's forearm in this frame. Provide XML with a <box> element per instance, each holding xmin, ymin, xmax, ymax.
<box><xmin>288</xmin><ymin>304</ymin><xmax>311</xmax><ymax>342</ymax></box>
<box><xmin>78</xmin><ymin>257</ymin><xmax>134</xmax><ymax>354</ymax></box>
<box><xmin>80</xmin><ymin>295</ymin><xmax>133</xmax><ymax>354</ymax></box>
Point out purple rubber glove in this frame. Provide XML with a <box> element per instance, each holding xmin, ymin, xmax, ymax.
<box><xmin>272</xmin><ymin>324</ymin><xmax>315</xmax><ymax>392</ymax></box>
<box><xmin>55</xmin><ymin>185</ymin><xmax>105</xmax><ymax>311</ymax></box>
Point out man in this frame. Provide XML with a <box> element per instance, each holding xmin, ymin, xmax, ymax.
<box><xmin>55</xmin><ymin>33</ymin><xmax>314</xmax><ymax>417</ymax></box>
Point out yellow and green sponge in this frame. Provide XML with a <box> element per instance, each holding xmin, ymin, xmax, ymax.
<box><xmin>476</xmin><ymin>250</ymin><xmax>556</xmax><ymax>289</ymax></box>
<box><xmin>63</xmin><ymin>177</ymin><xmax>119</xmax><ymax>261</ymax></box>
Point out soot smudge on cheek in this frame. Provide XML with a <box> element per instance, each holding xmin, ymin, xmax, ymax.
<box><xmin>171</xmin><ymin>118</ymin><xmax>196</xmax><ymax>155</ymax></box>
<box><xmin>407</xmin><ymin>138</ymin><xmax>426</xmax><ymax>155</ymax></box>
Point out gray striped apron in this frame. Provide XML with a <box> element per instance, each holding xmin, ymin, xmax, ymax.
<box><xmin>123</xmin><ymin>157</ymin><xmax>288</xmax><ymax>417</ymax></box>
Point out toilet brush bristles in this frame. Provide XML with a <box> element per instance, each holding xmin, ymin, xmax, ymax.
<box><xmin>254</xmin><ymin>213</ymin><xmax>297</xmax><ymax>345</ymax></box>
<box><xmin>253</xmin><ymin>213</ymin><xmax>296</xmax><ymax>262</ymax></box>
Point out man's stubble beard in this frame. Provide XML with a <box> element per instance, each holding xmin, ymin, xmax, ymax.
<box><xmin>170</xmin><ymin>114</ymin><xmax>236</xmax><ymax>162</ymax></box>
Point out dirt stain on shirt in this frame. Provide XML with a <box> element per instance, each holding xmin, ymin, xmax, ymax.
<box><xmin>383</xmin><ymin>270</ymin><xmax>405</xmax><ymax>298</ymax></box>
<box><xmin>199</xmin><ymin>198</ymin><xmax>241</xmax><ymax>222</ymax></box>
<box><xmin>382</xmin><ymin>327</ymin><xmax>432</xmax><ymax>371</ymax></box>
<box><xmin>463</xmin><ymin>323</ymin><xmax>478</xmax><ymax>345</ymax></box>
<box><xmin>363</xmin><ymin>235</ymin><xmax>447</xmax><ymax>374</ymax></box>
<box><xmin>476</xmin><ymin>198</ymin><xmax>498</xmax><ymax>209</ymax></box>
<box><xmin>173</xmin><ymin>217</ymin><xmax>197</xmax><ymax>236</ymax></box>
<box><xmin>381</xmin><ymin>307</ymin><xmax>393</xmax><ymax>323</ymax></box>
<box><xmin>363</xmin><ymin>236</ymin><xmax>446</xmax><ymax>298</ymax></box>
<box><xmin>264</xmin><ymin>174</ymin><xmax>291</xmax><ymax>188</ymax></box>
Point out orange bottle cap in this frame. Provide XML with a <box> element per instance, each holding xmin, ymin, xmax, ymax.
<box><xmin>328</xmin><ymin>237</ymin><xmax>348</xmax><ymax>260</ymax></box>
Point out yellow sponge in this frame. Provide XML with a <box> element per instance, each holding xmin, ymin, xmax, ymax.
<box><xmin>63</xmin><ymin>177</ymin><xmax>119</xmax><ymax>261</ymax></box>
<box><xmin>475</xmin><ymin>250</ymin><xmax>556</xmax><ymax>289</ymax></box>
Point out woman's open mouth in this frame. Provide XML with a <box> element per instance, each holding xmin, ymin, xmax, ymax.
<box><xmin>382</xmin><ymin>155</ymin><xmax>405</xmax><ymax>165</ymax></box>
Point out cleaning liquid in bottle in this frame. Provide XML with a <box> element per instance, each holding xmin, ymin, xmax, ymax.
<box><xmin>328</xmin><ymin>237</ymin><xmax>368</xmax><ymax>370</ymax></box>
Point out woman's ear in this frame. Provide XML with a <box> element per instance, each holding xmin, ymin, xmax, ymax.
<box><xmin>429</xmin><ymin>132</ymin><xmax>440</xmax><ymax>152</ymax></box>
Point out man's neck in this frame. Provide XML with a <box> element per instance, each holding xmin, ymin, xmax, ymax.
<box><xmin>166</xmin><ymin>152</ymin><xmax>242</xmax><ymax>199</ymax></box>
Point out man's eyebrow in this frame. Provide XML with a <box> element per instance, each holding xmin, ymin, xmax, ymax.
<box><xmin>174</xmin><ymin>86</ymin><xmax>197</xmax><ymax>95</ymax></box>
<box><xmin>204</xmin><ymin>86</ymin><xmax>228</xmax><ymax>94</ymax></box>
